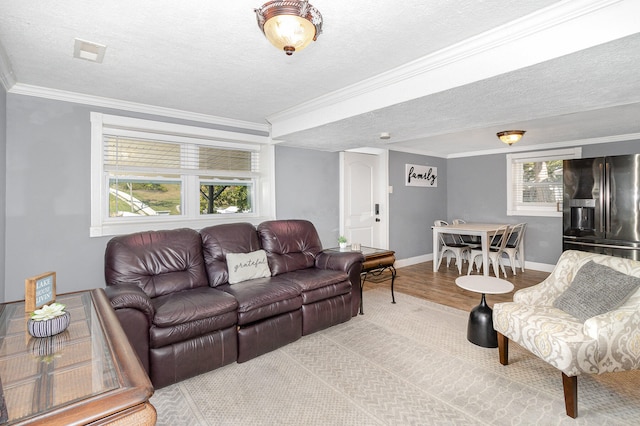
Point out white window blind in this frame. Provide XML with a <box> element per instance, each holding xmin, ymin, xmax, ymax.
<box><xmin>104</xmin><ymin>136</ymin><xmax>258</xmax><ymax>176</ymax></box>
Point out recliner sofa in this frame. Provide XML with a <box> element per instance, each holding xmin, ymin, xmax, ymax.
<box><xmin>104</xmin><ymin>220</ymin><xmax>363</xmax><ymax>388</ymax></box>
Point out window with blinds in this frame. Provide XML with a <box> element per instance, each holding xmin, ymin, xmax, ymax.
<box><xmin>506</xmin><ymin>148</ymin><xmax>581</xmax><ymax>217</ymax></box>
<box><xmin>104</xmin><ymin>137</ymin><xmax>257</xmax><ymax>217</ymax></box>
<box><xmin>90</xmin><ymin>112</ymin><xmax>272</xmax><ymax>237</ymax></box>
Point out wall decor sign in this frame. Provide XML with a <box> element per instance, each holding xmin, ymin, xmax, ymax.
<box><xmin>406</xmin><ymin>164</ymin><xmax>438</xmax><ymax>187</ymax></box>
<box><xmin>25</xmin><ymin>272</ymin><xmax>56</xmax><ymax>312</ymax></box>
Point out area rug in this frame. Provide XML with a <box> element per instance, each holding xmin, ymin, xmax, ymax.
<box><xmin>150</xmin><ymin>289</ymin><xmax>640</xmax><ymax>425</ymax></box>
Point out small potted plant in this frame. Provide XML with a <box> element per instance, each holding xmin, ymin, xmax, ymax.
<box><xmin>27</xmin><ymin>302</ymin><xmax>70</xmax><ymax>338</ymax></box>
<box><xmin>338</xmin><ymin>235</ymin><xmax>348</xmax><ymax>249</ymax></box>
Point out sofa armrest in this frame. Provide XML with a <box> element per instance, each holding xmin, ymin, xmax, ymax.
<box><xmin>315</xmin><ymin>250</ymin><xmax>364</xmax><ymax>273</ymax></box>
<box><xmin>104</xmin><ymin>283</ymin><xmax>155</xmax><ymax>323</ymax></box>
<box><xmin>316</xmin><ymin>251</ymin><xmax>364</xmax><ymax>317</ymax></box>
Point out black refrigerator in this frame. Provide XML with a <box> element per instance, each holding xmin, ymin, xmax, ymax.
<box><xmin>563</xmin><ymin>154</ymin><xmax>640</xmax><ymax>260</ymax></box>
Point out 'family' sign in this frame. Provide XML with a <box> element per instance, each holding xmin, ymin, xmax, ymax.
<box><xmin>405</xmin><ymin>164</ymin><xmax>438</xmax><ymax>187</ymax></box>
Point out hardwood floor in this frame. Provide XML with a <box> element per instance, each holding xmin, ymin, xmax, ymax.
<box><xmin>362</xmin><ymin>260</ymin><xmax>551</xmax><ymax>312</ymax></box>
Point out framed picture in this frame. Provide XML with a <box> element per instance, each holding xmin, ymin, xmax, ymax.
<box><xmin>405</xmin><ymin>164</ymin><xmax>438</xmax><ymax>187</ymax></box>
<box><xmin>25</xmin><ymin>272</ymin><xmax>56</xmax><ymax>313</ymax></box>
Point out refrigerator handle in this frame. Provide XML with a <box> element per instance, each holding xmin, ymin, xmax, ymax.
<box><xmin>603</xmin><ymin>160</ymin><xmax>610</xmax><ymax>234</ymax></box>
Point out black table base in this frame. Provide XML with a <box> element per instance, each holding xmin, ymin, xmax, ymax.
<box><xmin>360</xmin><ymin>265</ymin><xmax>396</xmax><ymax>315</ymax></box>
<box><xmin>467</xmin><ymin>293</ymin><xmax>498</xmax><ymax>348</ymax></box>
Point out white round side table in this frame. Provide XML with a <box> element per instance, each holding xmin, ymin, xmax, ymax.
<box><xmin>455</xmin><ymin>275</ymin><xmax>514</xmax><ymax>348</ymax></box>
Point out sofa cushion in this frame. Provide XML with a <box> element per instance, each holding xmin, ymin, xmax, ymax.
<box><xmin>152</xmin><ymin>287</ymin><xmax>238</xmax><ymax>327</ymax></box>
<box><xmin>226</xmin><ymin>250</ymin><xmax>271</xmax><ymax>284</ymax></box>
<box><xmin>280</xmin><ymin>268</ymin><xmax>351</xmax><ymax>304</ymax></box>
<box><xmin>201</xmin><ymin>223</ymin><xmax>263</xmax><ymax>287</ymax></box>
<box><xmin>220</xmin><ymin>277</ymin><xmax>302</xmax><ymax>325</ymax></box>
<box><xmin>105</xmin><ymin>228</ymin><xmax>209</xmax><ymax>298</ymax></box>
<box><xmin>553</xmin><ymin>260</ymin><xmax>640</xmax><ymax>322</ymax></box>
<box><xmin>257</xmin><ymin>220</ymin><xmax>323</xmax><ymax>275</ymax></box>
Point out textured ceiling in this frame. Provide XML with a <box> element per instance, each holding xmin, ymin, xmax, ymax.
<box><xmin>0</xmin><ymin>0</ymin><xmax>639</xmax><ymax>157</ymax></box>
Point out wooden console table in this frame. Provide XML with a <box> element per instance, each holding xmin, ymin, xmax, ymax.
<box><xmin>0</xmin><ymin>289</ymin><xmax>155</xmax><ymax>425</ymax></box>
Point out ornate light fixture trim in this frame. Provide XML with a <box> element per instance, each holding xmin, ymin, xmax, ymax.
<box><xmin>497</xmin><ymin>130</ymin><xmax>526</xmax><ymax>146</ymax></box>
<box><xmin>255</xmin><ymin>1</ymin><xmax>323</xmax><ymax>56</ymax></box>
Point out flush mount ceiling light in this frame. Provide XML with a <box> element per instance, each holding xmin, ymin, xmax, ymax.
<box><xmin>497</xmin><ymin>130</ymin><xmax>526</xmax><ymax>146</ymax></box>
<box><xmin>254</xmin><ymin>1</ymin><xmax>323</xmax><ymax>56</ymax></box>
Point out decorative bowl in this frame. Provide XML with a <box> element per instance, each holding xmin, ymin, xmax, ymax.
<box><xmin>27</xmin><ymin>311</ymin><xmax>71</xmax><ymax>338</ymax></box>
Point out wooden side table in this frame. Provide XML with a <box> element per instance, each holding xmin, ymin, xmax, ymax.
<box><xmin>0</xmin><ymin>289</ymin><xmax>155</xmax><ymax>425</ymax></box>
<box><xmin>327</xmin><ymin>246</ymin><xmax>396</xmax><ymax>315</ymax></box>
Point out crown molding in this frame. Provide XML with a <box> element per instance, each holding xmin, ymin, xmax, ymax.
<box><xmin>269</xmin><ymin>0</ymin><xmax>638</xmax><ymax>138</ymax></box>
<box><xmin>0</xmin><ymin>40</ymin><xmax>16</xmax><ymax>91</ymax></box>
<box><xmin>8</xmin><ymin>83</ymin><xmax>270</xmax><ymax>134</ymax></box>
<box><xmin>445</xmin><ymin>132</ymin><xmax>640</xmax><ymax>159</ymax></box>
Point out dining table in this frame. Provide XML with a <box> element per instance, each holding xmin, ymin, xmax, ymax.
<box><xmin>432</xmin><ymin>223</ymin><xmax>514</xmax><ymax>276</ymax></box>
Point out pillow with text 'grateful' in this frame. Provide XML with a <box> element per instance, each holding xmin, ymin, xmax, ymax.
<box><xmin>226</xmin><ymin>250</ymin><xmax>271</xmax><ymax>284</ymax></box>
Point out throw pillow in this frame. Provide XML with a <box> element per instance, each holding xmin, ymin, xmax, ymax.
<box><xmin>553</xmin><ymin>260</ymin><xmax>640</xmax><ymax>322</ymax></box>
<box><xmin>226</xmin><ymin>250</ymin><xmax>271</xmax><ymax>284</ymax></box>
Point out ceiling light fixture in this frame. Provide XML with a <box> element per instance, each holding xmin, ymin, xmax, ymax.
<box><xmin>497</xmin><ymin>130</ymin><xmax>526</xmax><ymax>146</ymax></box>
<box><xmin>254</xmin><ymin>1</ymin><xmax>323</xmax><ymax>56</ymax></box>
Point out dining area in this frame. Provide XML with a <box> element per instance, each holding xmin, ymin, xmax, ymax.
<box><xmin>431</xmin><ymin>220</ymin><xmax>527</xmax><ymax>277</ymax></box>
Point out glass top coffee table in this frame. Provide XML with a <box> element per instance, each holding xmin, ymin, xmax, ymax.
<box><xmin>455</xmin><ymin>275</ymin><xmax>514</xmax><ymax>348</ymax></box>
<box><xmin>0</xmin><ymin>289</ymin><xmax>155</xmax><ymax>425</ymax></box>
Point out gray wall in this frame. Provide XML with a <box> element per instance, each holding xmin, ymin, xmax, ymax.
<box><xmin>274</xmin><ymin>145</ymin><xmax>339</xmax><ymax>248</ymax></box>
<box><xmin>3</xmin><ymin>91</ymin><xmax>639</xmax><ymax>302</ymax></box>
<box><xmin>580</xmin><ymin>140</ymin><xmax>640</xmax><ymax>158</ymax></box>
<box><xmin>2</xmin><ymin>94</ymin><xmax>272</xmax><ymax>302</ymax></box>
<box><xmin>447</xmin><ymin>154</ymin><xmax>561</xmax><ymax>265</ymax></box>
<box><xmin>447</xmin><ymin>140</ymin><xmax>640</xmax><ymax>266</ymax></box>
<box><xmin>0</xmin><ymin>84</ymin><xmax>6</xmax><ymax>301</ymax></box>
<box><xmin>389</xmin><ymin>151</ymin><xmax>447</xmax><ymax>260</ymax></box>
<box><xmin>5</xmin><ymin>95</ymin><xmax>112</xmax><ymax>302</ymax></box>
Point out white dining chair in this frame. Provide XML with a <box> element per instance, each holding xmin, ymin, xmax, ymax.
<box><xmin>452</xmin><ymin>219</ymin><xmax>480</xmax><ymax>247</ymax></box>
<box><xmin>502</xmin><ymin>222</ymin><xmax>527</xmax><ymax>275</ymax></box>
<box><xmin>434</xmin><ymin>220</ymin><xmax>470</xmax><ymax>274</ymax></box>
<box><xmin>467</xmin><ymin>224</ymin><xmax>511</xmax><ymax>277</ymax></box>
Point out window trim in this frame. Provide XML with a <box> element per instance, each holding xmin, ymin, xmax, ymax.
<box><xmin>90</xmin><ymin>112</ymin><xmax>275</xmax><ymax>237</ymax></box>
<box><xmin>506</xmin><ymin>147</ymin><xmax>582</xmax><ymax>217</ymax></box>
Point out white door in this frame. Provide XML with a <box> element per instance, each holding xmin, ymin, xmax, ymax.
<box><xmin>341</xmin><ymin>151</ymin><xmax>387</xmax><ymax>248</ymax></box>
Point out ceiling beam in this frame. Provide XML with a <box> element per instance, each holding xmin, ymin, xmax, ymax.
<box><xmin>269</xmin><ymin>0</ymin><xmax>640</xmax><ymax>139</ymax></box>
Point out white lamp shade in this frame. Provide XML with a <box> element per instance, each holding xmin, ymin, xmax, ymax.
<box><xmin>497</xmin><ymin>130</ymin><xmax>525</xmax><ymax>145</ymax></box>
<box><xmin>255</xmin><ymin>1</ymin><xmax>322</xmax><ymax>55</ymax></box>
<box><xmin>263</xmin><ymin>14</ymin><xmax>316</xmax><ymax>53</ymax></box>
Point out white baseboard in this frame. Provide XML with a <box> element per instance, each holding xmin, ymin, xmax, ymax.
<box><xmin>394</xmin><ymin>254</ymin><xmax>433</xmax><ymax>268</ymax></box>
<box><xmin>394</xmin><ymin>253</ymin><xmax>555</xmax><ymax>273</ymax></box>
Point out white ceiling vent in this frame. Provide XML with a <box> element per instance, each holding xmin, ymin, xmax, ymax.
<box><xmin>73</xmin><ymin>38</ymin><xmax>106</xmax><ymax>63</ymax></box>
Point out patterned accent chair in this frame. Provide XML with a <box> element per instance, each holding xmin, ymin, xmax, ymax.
<box><xmin>493</xmin><ymin>250</ymin><xmax>640</xmax><ymax>418</ymax></box>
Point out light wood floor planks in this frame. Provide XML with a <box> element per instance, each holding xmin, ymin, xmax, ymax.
<box><xmin>362</xmin><ymin>260</ymin><xmax>551</xmax><ymax>312</ymax></box>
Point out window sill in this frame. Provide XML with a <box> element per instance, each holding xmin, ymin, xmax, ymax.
<box><xmin>507</xmin><ymin>210</ymin><xmax>561</xmax><ymax>218</ymax></box>
<box><xmin>90</xmin><ymin>214</ymin><xmax>275</xmax><ymax>237</ymax></box>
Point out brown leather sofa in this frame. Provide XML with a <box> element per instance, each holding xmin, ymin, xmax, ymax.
<box><xmin>104</xmin><ymin>220</ymin><xmax>363</xmax><ymax>388</ymax></box>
